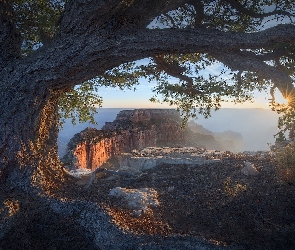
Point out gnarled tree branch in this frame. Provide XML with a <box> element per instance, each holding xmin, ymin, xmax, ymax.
<box><xmin>0</xmin><ymin>1</ymin><xmax>21</xmax><ymax>66</ymax></box>
<box><xmin>5</xmin><ymin>23</ymin><xmax>294</xmax><ymax>93</ymax></box>
<box><xmin>223</xmin><ymin>0</ymin><xmax>295</xmax><ymax>20</ymax></box>
<box><xmin>153</xmin><ymin>55</ymin><xmax>202</xmax><ymax>95</ymax></box>
<box><xmin>58</xmin><ymin>0</ymin><xmax>190</xmax><ymax>35</ymax></box>
<box><xmin>212</xmin><ymin>49</ymin><xmax>295</xmax><ymax>102</ymax></box>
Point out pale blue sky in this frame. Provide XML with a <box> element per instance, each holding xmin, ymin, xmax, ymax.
<box><xmin>98</xmin><ymin>62</ymin><xmax>286</xmax><ymax>109</ymax></box>
<box><xmin>97</xmin><ymin>8</ymin><xmax>292</xmax><ymax>110</ymax></box>
<box><xmin>99</xmin><ymin>83</ymin><xmax>285</xmax><ymax>109</ymax></box>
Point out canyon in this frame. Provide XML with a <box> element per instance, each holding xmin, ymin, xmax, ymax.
<box><xmin>62</xmin><ymin>109</ymin><xmax>226</xmax><ymax>170</ymax></box>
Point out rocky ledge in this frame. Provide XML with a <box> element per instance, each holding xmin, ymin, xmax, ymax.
<box><xmin>1</xmin><ymin>146</ymin><xmax>294</xmax><ymax>250</ymax></box>
<box><xmin>53</xmin><ymin>147</ymin><xmax>295</xmax><ymax>250</ymax></box>
<box><xmin>62</xmin><ymin>109</ymin><xmax>222</xmax><ymax>171</ymax></box>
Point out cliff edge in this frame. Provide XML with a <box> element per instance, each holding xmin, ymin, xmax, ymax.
<box><xmin>62</xmin><ymin>109</ymin><xmax>221</xmax><ymax>170</ymax></box>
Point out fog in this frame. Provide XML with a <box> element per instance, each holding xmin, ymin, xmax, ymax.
<box><xmin>58</xmin><ymin>108</ymin><xmax>280</xmax><ymax>156</ymax></box>
<box><xmin>192</xmin><ymin>108</ymin><xmax>280</xmax><ymax>151</ymax></box>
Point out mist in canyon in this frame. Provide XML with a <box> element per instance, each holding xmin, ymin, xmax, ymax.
<box><xmin>193</xmin><ymin>108</ymin><xmax>280</xmax><ymax>151</ymax></box>
<box><xmin>58</xmin><ymin>108</ymin><xmax>280</xmax><ymax>157</ymax></box>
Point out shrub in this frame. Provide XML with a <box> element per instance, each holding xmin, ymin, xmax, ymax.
<box><xmin>273</xmin><ymin>143</ymin><xmax>295</xmax><ymax>183</ymax></box>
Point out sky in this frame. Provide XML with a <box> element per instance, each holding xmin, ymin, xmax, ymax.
<box><xmin>97</xmin><ymin>63</ymin><xmax>287</xmax><ymax>110</ymax></box>
<box><xmin>96</xmin><ymin>5</ymin><xmax>293</xmax><ymax>110</ymax></box>
<box><xmin>98</xmin><ymin>81</ymin><xmax>279</xmax><ymax>109</ymax></box>
<box><xmin>99</xmin><ymin>86</ymin><xmax>286</xmax><ymax>109</ymax></box>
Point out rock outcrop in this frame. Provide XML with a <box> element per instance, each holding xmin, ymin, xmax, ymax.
<box><xmin>116</xmin><ymin>147</ymin><xmax>222</xmax><ymax>174</ymax></box>
<box><xmin>109</xmin><ymin>187</ymin><xmax>159</xmax><ymax>216</ymax></box>
<box><xmin>63</xmin><ymin>109</ymin><xmax>221</xmax><ymax>170</ymax></box>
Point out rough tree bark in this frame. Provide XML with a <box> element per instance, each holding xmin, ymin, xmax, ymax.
<box><xmin>1</xmin><ymin>0</ymin><xmax>295</xmax><ymax>191</ymax></box>
<box><xmin>0</xmin><ymin>0</ymin><xmax>295</xmax><ymax>248</ymax></box>
<box><xmin>0</xmin><ymin>85</ymin><xmax>66</xmax><ymax>191</ymax></box>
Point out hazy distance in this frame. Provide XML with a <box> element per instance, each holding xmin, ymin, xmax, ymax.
<box><xmin>58</xmin><ymin>108</ymin><xmax>280</xmax><ymax>157</ymax></box>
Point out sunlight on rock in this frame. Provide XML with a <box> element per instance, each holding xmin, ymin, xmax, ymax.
<box><xmin>224</xmin><ymin>177</ymin><xmax>247</xmax><ymax>197</ymax></box>
<box><xmin>105</xmin><ymin>208</ymin><xmax>170</xmax><ymax>235</ymax></box>
<box><xmin>208</xmin><ymin>239</ymin><xmax>228</xmax><ymax>247</ymax></box>
<box><xmin>109</xmin><ymin>187</ymin><xmax>159</xmax><ymax>215</ymax></box>
<box><xmin>0</xmin><ymin>199</ymin><xmax>20</xmax><ymax>219</ymax></box>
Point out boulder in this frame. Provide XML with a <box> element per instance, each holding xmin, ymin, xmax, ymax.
<box><xmin>109</xmin><ymin>187</ymin><xmax>159</xmax><ymax>216</ymax></box>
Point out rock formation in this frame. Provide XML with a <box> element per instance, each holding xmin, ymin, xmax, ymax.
<box><xmin>62</xmin><ymin>109</ymin><xmax>221</xmax><ymax>170</ymax></box>
<box><xmin>109</xmin><ymin>187</ymin><xmax>159</xmax><ymax>216</ymax></box>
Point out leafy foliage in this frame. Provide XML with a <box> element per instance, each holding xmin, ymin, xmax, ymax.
<box><xmin>13</xmin><ymin>0</ymin><xmax>64</xmax><ymax>53</ymax></box>
<box><xmin>58</xmin><ymin>82</ymin><xmax>103</xmax><ymax>127</ymax></box>
<box><xmin>12</xmin><ymin>0</ymin><xmax>295</xmax><ymax>139</ymax></box>
<box><xmin>94</xmin><ymin>62</ymin><xmax>148</xmax><ymax>90</ymax></box>
<box><xmin>148</xmin><ymin>54</ymin><xmax>271</xmax><ymax>125</ymax></box>
<box><xmin>270</xmin><ymin>103</ymin><xmax>295</xmax><ymax>142</ymax></box>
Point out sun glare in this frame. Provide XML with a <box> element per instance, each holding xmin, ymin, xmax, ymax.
<box><xmin>284</xmin><ymin>91</ymin><xmax>295</xmax><ymax>106</ymax></box>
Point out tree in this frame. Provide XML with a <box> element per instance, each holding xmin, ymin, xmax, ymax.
<box><xmin>1</xmin><ymin>1</ymin><xmax>295</xmax><ymax>248</ymax></box>
<box><xmin>1</xmin><ymin>0</ymin><xmax>295</xmax><ymax>190</ymax></box>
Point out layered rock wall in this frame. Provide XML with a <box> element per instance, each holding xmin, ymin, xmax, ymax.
<box><xmin>65</xmin><ymin>128</ymin><xmax>158</xmax><ymax>170</ymax></box>
<box><xmin>63</xmin><ymin>109</ymin><xmax>220</xmax><ymax>170</ymax></box>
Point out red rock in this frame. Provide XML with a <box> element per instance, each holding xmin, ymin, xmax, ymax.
<box><xmin>63</xmin><ymin>109</ymin><xmax>220</xmax><ymax>170</ymax></box>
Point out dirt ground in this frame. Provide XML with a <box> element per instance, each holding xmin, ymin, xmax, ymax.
<box><xmin>63</xmin><ymin>152</ymin><xmax>295</xmax><ymax>250</ymax></box>
<box><xmin>1</xmin><ymin>152</ymin><xmax>295</xmax><ymax>249</ymax></box>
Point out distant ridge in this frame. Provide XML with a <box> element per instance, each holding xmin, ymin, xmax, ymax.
<box><xmin>188</xmin><ymin>120</ymin><xmax>243</xmax><ymax>152</ymax></box>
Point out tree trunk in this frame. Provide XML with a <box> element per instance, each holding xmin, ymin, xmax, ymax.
<box><xmin>0</xmin><ymin>82</ymin><xmax>68</xmax><ymax>192</ymax></box>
